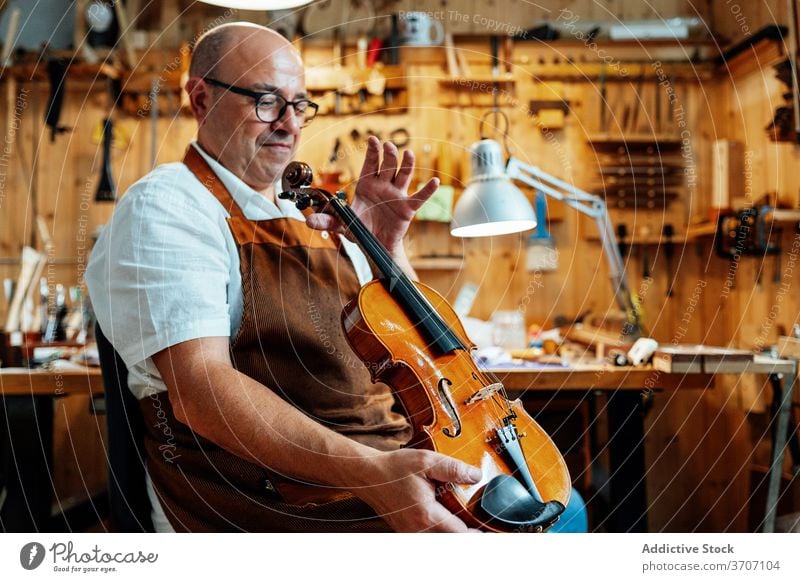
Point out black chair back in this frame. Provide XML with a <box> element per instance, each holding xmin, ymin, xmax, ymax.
<box><xmin>95</xmin><ymin>323</ymin><xmax>154</xmax><ymax>532</ymax></box>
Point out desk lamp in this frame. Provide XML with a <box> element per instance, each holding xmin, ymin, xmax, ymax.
<box><xmin>450</xmin><ymin>115</ymin><xmax>642</xmax><ymax>337</ymax></box>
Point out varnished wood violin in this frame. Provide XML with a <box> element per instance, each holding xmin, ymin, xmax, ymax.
<box><xmin>280</xmin><ymin>162</ymin><xmax>571</xmax><ymax>532</ymax></box>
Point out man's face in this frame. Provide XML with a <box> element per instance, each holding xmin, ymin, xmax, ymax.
<box><xmin>193</xmin><ymin>34</ymin><xmax>306</xmax><ymax>192</ymax></box>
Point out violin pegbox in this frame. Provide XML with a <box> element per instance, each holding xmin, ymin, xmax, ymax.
<box><xmin>278</xmin><ymin>189</ymin><xmax>318</xmax><ymax>211</ymax></box>
<box><xmin>279</xmin><ymin>161</ymin><xmax>346</xmax><ymax>211</ymax></box>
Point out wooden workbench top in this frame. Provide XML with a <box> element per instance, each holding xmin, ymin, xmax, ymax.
<box><xmin>0</xmin><ymin>355</ymin><xmax>792</xmax><ymax>398</ymax></box>
<box><xmin>0</xmin><ymin>366</ymin><xmax>104</xmax><ymax>396</ymax></box>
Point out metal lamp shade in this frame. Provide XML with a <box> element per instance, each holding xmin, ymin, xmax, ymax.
<box><xmin>451</xmin><ymin>140</ymin><xmax>537</xmax><ymax>237</ymax></box>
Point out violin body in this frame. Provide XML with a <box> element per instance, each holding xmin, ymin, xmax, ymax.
<box><xmin>342</xmin><ymin>280</ymin><xmax>571</xmax><ymax>532</ymax></box>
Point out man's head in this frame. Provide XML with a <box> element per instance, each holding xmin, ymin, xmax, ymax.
<box><xmin>186</xmin><ymin>23</ymin><xmax>307</xmax><ymax>193</ymax></box>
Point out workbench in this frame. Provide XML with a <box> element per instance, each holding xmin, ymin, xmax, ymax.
<box><xmin>0</xmin><ymin>357</ymin><xmax>795</xmax><ymax>532</ymax></box>
<box><xmin>493</xmin><ymin>356</ymin><xmax>796</xmax><ymax>533</ymax></box>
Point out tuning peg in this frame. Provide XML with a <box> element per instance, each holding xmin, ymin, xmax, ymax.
<box><xmin>295</xmin><ymin>194</ymin><xmax>313</xmax><ymax>210</ymax></box>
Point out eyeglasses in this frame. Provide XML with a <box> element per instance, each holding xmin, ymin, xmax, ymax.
<box><xmin>203</xmin><ymin>77</ymin><xmax>319</xmax><ymax>127</ymax></box>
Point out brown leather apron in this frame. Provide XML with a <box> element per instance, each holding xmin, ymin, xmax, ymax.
<box><xmin>138</xmin><ymin>148</ymin><xmax>411</xmax><ymax>532</ymax></box>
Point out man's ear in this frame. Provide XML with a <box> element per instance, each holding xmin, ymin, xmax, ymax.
<box><xmin>185</xmin><ymin>77</ymin><xmax>210</xmax><ymax>125</ymax></box>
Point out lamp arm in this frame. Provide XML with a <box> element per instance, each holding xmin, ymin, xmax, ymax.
<box><xmin>506</xmin><ymin>157</ymin><xmax>642</xmax><ymax>337</ymax></box>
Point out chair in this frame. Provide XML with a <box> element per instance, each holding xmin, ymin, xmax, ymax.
<box><xmin>95</xmin><ymin>323</ymin><xmax>154</xmax><ymax>532</ymax></box>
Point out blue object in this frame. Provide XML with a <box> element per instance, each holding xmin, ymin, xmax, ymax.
<box><xmin>548</xmin><ymin>488</ymin><xmax>589</xmax><ymax>533</ymax></box>
<box><xmin>530</xmin><ymin>190</ymin><xmax>553</xmax><ymax>241</ymax></box>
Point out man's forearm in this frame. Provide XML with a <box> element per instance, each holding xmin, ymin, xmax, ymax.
<box><xmin>168</xmin><ymin>359</ymin><xmax>380</xmax><ymax>490</ymax></box>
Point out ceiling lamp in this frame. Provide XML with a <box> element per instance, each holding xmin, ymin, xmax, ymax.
<box><xmin>196</xmin><ymin>1</ymin><xmax>313</xmax><ymax>9</ymax></box>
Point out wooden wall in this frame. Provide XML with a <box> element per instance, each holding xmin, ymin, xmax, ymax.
<box><xmin>712</xmin><ymin>0</ymin><xmax>797</xmax><ymax>44</ymax></box>
<box><xmin>1</xmin><ymin>0</ymin><xmax>798</xmax><ymax>531</ymax></box>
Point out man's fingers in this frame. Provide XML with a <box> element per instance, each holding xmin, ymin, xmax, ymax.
<box><xmin>407</xmin><ymin>178</ymin><xmax>440</xmax><ymax>210</ymax></box>
<box><xmin>422</xmin><ymin>453</ymin><xmax>482</xmax><ymax>484</ymax></box>
<box><xmin>421</xmin><ymin>503</ymin><xmax>471</xmax><ymax>533</ymax></box>
<box><xmin>305</xmin><ymin>213</ymin><xmax>343</xmax><ymax>233</ymax></box>
<box><xmin>358</xmin><ymin>136</ymin><xmax>381</xmax><ymax>180</ymax></box>
<box><xmin>393</xmin><ymin>149</ymin><xmax>415</xmax><ymax>189</ymax></box>
<box><xmin>378</xmin><ymin>141</ymin><xmax>399</xmax><ymax>181</ymax></box>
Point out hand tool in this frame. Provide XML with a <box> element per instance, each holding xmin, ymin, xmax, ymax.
<box><xmin>663</xmin><ymin>224</ymin><xmax>674</xmax><ymax>296</ymax></box>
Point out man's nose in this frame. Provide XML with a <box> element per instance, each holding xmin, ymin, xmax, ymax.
<box><xmin>271</xmin><ymin>105</ymin><xmax>302</xmax><ymax>133</ymax></box>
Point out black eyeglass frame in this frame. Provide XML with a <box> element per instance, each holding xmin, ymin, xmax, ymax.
<box><xmin>203</xmin><ymin>77</ymin><xmax>319</xmax><ymax>126</ymax></box>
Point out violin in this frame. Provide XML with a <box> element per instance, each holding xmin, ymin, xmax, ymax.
<box><xmin>280</xmin><ymin>162</ymin><xmax>571</xmax><ymax>532</ymax></box>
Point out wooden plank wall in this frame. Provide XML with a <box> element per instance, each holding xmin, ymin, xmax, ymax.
<box><xmin>693</xmin><ymin>16</ymin><xmax>800</xmax><ymax>530</ymax></box>
<box><xmin>711</xmin><ymin>0</ymin><xmax>795</xmax><ymax>44</ymax></box>
<box><xmin>0</xmin><ymin>0</ymin><xmax>797</xmax><ymax>530</ymax></box>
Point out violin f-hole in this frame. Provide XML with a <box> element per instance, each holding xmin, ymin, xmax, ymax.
<box><xmin>437</xmin><ymin>378</ymin><xmax>462</xmax><ymax>438</ymax></box>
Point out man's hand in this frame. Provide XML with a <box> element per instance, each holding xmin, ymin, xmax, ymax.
<box><xmin>306</xmin><ymin>136</ymin><xmax>439</xmax><ymax>257</ymax></box>
<box><xmin>350</xmin><ymin>448</ymin><xmax>483</xmax><ymax>533</ymax></box>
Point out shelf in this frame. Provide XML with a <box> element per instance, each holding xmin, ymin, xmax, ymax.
<box><xmin>687</xmin><ymin>210</ymin><xmax>800</xmax><ymax>241</ymax></box>
<box><xmin>396</xmin><ymin>38</ymin><xmax>720</xmax><ymax>70</ymax></box>
<box><xmin>305</xmin><ymin>64</ymin><xmax>406</xmax><ymax>93</ymax></box>
<box><xmin>1</xmin><ymin>60</ymin><xmax>122</xmax><ymax>83</ymax></box>
<box><xmin>524</xmin><ymin>60</ymin><xmax>713</xmax><ymax>82</ymax></box>
<box><xmin>587</xmin><ymin>134</ymin><xmax>683</xmax><ymax>146</ymax></box>
<box><xmin>438</xmin><ymin>75</ymin><xmax>516</xmax><ymax>93</ymax></box>
<box><xmin>768</xmin><ymin>209</ymin><xmax>800</xmax><ymax>223</ymax></box>
<box><xmin>717</xmin><ymin>25</ymin><xmax>788</xmax><ymax>79</ymax></box>
<box><xmin>587</xmin><ymin>135</ymin><xmax>685</xmax><ymax>212</ymax></box>
<box><xmin>588</xmin><ymin>217</ymin><xmax>798</xmax><ymax>244</ymax></box>
<box><xmin>304</xmin><ymin>64</ymin><xmax>408</xmax><ymax>117</ymax></box>
<box><xmin>454</xmin><ymin>35</ymin><xmax>719</xmax><ymax>48</ymax></box>
<box><xmin>777</xmin><ymin>335</ymin><xmax>800</xmax><ymax>360</ymax></box>
<box><xmin>409</xmin><ymin>256</ymin><xmax>464</xmax><ymax>271</ymax></box>
<box><xmin>585</xmin><ymin>233</ymin><xmax>685</xmax><ymax>246</ymax></box>
<box><xmin>686</xmin><ymin>222</ymin><xmax>718</xmax><ymax>240</ymax></box>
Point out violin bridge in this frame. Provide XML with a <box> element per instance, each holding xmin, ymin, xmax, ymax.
<box><xmin>465</xmin><ymin>382</ymin><xmax>504</xmax><ymax>405</ymax></box>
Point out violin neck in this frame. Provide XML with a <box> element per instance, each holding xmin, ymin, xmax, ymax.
<box><xmin>330</xmin><ymin>198</ymin><xmax>406</xmax><ymax>284</ymax></box>
<box><xmin>328</xmin><ymin>197</ymin><xmax>466</xmax><ymax>355</ymax></box>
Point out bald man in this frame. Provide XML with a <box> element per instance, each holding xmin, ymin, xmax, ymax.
<box><xmin>86</xmin><ymin>22</ymin><xmax>483</xmax><ymax>533</ymax></box>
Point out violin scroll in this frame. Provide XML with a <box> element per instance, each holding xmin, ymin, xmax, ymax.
<box><xmin>282</xmin><ymin>161</ymin><xmax>314</xmax><ymax>190</ymax></box>
<box><xmin>279</xmin><ymin>162</ymin><xmax>346</xmax><ymax>211</ymax></box>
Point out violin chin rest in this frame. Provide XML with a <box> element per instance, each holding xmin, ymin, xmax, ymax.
<box><xmin>478</xmin><ymin>474</ymin><xmax>565</xmax><ymax>532</ymax></box>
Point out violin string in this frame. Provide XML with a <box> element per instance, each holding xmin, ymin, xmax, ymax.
<box><xmin>444</xmin><ymin>328</ymin><xmax>516</xmax><ymax>426</ymax></box>
<box><xmin>470</xmin><ymin>358</ymin><xmax>514</xmax><ymax>417</ymax></box>
<box><xmin>317</xmin><ymin>193</ymin><xmax>554</xmax><ymax>498</ymax></box>
<box><xmin>336</xmin><ymin>199</ymin><xmax>467</xmax><ymax>351</ymax></box>
<box><xmin>455</xmin><ymin>350</ymin><xmax>513</xmax><ymax>427</ymax></box>
<box><xmin>332</xmin><ymin>196</ymin><xmax>517</xmax><ymax>430</ymax></box>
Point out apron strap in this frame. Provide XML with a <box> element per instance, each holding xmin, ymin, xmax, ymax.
<box><xmin>183</xmin><ymin>146</ymin><xmax>246</xmax><ymax>220</ymax></box>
